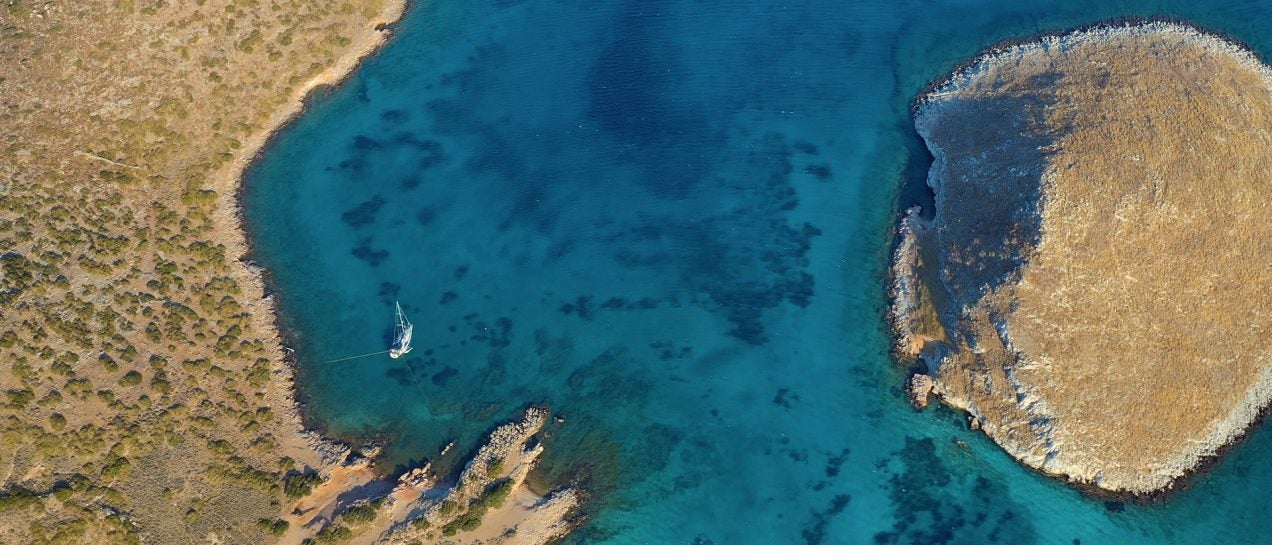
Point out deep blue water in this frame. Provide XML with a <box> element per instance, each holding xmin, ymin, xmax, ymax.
<box><xmin>245</xmin><ymin>1</ymin><xmax>1272</xmax><ymax>543</ymax></box>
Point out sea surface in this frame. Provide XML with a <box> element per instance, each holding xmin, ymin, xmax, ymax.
<box><xmin>244</xmin><ymin>1</ymin><xmax>1272</xmax><ymax>543</ymax></box>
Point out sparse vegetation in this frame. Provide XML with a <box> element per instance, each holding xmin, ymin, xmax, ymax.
<box><xmin>0</xmin><ymin>0</ymin><xmax>402</xmax><ymax>543</ymax></box>
<box><xmin>315</xmin><ymin>524</ymin><xmax>353</xmax><ymax>542</ymax></box>
<box><xmin>118</xmin><ymin>370</ymin><xmax>143</xmax><ymax>386</ymax></box>
<box><xmin>487</xmin><ymin>457</ymin><xmax>505</xmax><ymax>475</ymax></box>
<box><xmin>284</xmin><ymin>470</ymin><xmax>326</xmax><ymax>499</ymax></box>
<box><xmin>0</xmin><ymin>488</ymin><xmax>41</xmax><ymax>513</ymax></box>
<box><xmin>257</xmin><ymin>518</ymin><xmax>290</xmax><ymax>536</ymax></box>
<box><xmin>474</xmin><ymin>478</ymin><xmax>516</xmax><ymax>511</ymax></box>
<box><xmin>340</xmin><ymin>502</ymin><xmax>378</xmax><ymax>525</ymax></box>
<box><xmin>440</xmin><ymin>478</ymin><xmax>516</xmax><ymax>536</ymax></box>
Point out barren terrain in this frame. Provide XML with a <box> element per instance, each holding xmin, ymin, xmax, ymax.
<box><xmin>892</xmin><ymin>22</ymin><xmax>1272</xmax><ymax>494</ymax></box>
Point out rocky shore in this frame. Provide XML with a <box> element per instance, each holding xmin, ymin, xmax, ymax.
<box><xmin>891</xmin><ymin>22</ymin><xmax>1272</xmax><ymax>495</ymax></box>
<box><xmin>377</xmin><ymin>408</ymin><xmax>581</xmax><ymax>545</ymax></box>
<box><xmin>0</xmin><ymin>0</ymin><xmax>587</xmax><ymax>541</ymax></box>
<box><xmin>218</xmin><ymin>0</ymin><xmax>405</xmax><ymax>473</ymax></box>
<box><xmin>212</xmin><ymin>1</ymin><xmax>585</xmax><ymax>541</ymax></box>
<box><xmin>158</xmin><ymin>0</ymin><xmax>412</xmax><ymax>481</ymax></box>
<box><xmin>275</xmin><ymin>408</ymin><xmax>580</xmax><ymax>545</ymax></box>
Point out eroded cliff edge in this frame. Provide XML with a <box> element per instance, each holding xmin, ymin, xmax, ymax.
<box><xmin>891</xmin><ymin>22</ymin><xmax>1272</xmax><ymax>495</ymax></box>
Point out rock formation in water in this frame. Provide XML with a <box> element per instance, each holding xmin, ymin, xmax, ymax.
<box><xmin>284</xmin><ymin>408</ymin><xmax>580</xmax><ymax>545</ymax></box>
<box><xmin>378</xmin><ymin>407</ymin><xmax>581</xmax><ymax>545</ymax></box>
<box><xmin>890</xmin><ymin>22</ymin><xmax>1272</xmax><ymax>494</ymax></box>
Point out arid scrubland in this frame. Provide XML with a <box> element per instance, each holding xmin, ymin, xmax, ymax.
<box><xmin>0</xmin><ymin>0</ymin><xmax>421</xmax><ymax>543</ymax></box>
<box><xmin>2</xmin><ymin>1</ymin><xmax>580</xmax><ymax>542</ymax></box>
<box><xmin>892</xmin><ymin>23</ymin><xmax>1271</xmax><ymax>494</ymax></box>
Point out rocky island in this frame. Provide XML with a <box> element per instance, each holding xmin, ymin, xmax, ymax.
<box><xmin>891</xmin><ymin>22</ymin><xmax>1272</xmax><ymax>495</ymax></box>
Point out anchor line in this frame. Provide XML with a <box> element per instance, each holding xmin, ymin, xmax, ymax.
<box><xmin>399</xmin><ymin>357</ymin><xmax>432</xmax><ymax>404</ymax></box>
<box><xmin>321</xmin><ymin>349</ymin><xmax>427</xmax><ymax>402</ymax></box>
<box><xmin>324</xmin><ymin>350</ymin><xmax>389</xmax><ymax>363</ymax></box>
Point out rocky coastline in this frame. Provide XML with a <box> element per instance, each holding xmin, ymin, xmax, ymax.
<box><xmin>273</xmin><ymin>408</ymin><xmax>581</xmax><ymax>545</ymax></box>
<box><xmin>216</xmin><ymin>0</ymin><xmax>584</xmax><ymax>540</ymax></box>
<box><xmin>211</xmin><ymin>0</ymin><xmax>408</xmax><ymax>472</ymax></box>
<box><xmin>0</xmin><ymin>0</ymin><xmax>586</xmax><ymax>541</ymax></box>
<box><xmin>890</xmin><ymin>21</ymin><xmax>1272</xmax><ymax>495</ymax></box>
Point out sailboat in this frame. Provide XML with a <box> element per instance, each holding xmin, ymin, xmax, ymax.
<box><xmin>389</xmin><ymin>301</ymin><xmax>413</xmax><ymax>359</ymax></box>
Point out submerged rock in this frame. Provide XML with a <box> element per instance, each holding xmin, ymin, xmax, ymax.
<box><xmin>891</xmin><ymin>22</ymin><xmax>1272</xmax><ymax>494</ymax></box>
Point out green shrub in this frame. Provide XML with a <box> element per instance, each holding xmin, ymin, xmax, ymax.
<box><xmin>440</xmin><ymin>479</ymin><xmax>515</xmax><ymax>537</ymax></box>
<box><xmin>5</xmin><ymin>388</ymin><xmax>35</xmax><ymax>408</ymax></box>
<box><xmin>0</xmin><ymin>487</ymin><xmax>40</xmax><ymax>513</ymax></box>
<box><xmin>50</xmin><ymin>360</ymin><xmax>75</xmax><ymax>377</ymax></box>
<box><xmin>100</xmin><ymin>456</ymin><xmax>131</xmax><ymax>480</ymax></box>
<box><xmin>256</xmin><ymin>518</ymin><xmax>289</xmax><ymax>536</ymax></box>
<box><xmin>37</xmin><ymin>390</ymin><xmax>62</xmax><ymax>406</ymax></box>
<box><xmin>119</xmin><ymin>370</ymin><xmax>143</xmax><ymax>386</ymax></box>
<box><xmin>149</xmin><ymin>370</ymin><xmax>171</xmax><ymax>394</ymax></box>
<box><xmin>315</xmin><ymin>524</ymin><xmax>351</xmax><ymax>542</ymax></box>
<box><xmin>245</xmin><ymin>361</ymin><xmax>270</xmax><ymax>386</ymax></box>
<box><xmin>283</xmin><ymin>470</ymin><xmax>324</xmax><ymax>499</ymax></box>
<box><xmin>341</xmin><ymin>502</ymin><xmax>376</xmax><ymax>525</ymax></box>
<box><xmin>99</xmin><ymin>353</ymin><xmax>119</xmax><ymax>372</ymax></box>
<box><xmin>441</xmin><ymin>509</ymin><xmax>482</xmax><ymax>536</ymax></box>
<box><xmin>472</xmin><ymin>478</ymin><xmax>514</xmax><ymax>511</ymax></box>
<box><xmin>207</xmin><ymin>464</ymin><xmax>277</xmax><ymax>493</ymax></box>
<box><xmin>64</xmin><ymin>378</ymin><xmax>93</xmax><ymax>397</ymax></box>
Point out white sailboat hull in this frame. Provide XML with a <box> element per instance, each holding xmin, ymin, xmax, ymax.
<box><xmin>389</xmin><ymin>301</ymin><xmax>413</xmax><ymax>358</ymax></box>
<box><xmin>389</xmin><ymin>324</ymin><xmax>413</xmax><ymax>359</ymax></box>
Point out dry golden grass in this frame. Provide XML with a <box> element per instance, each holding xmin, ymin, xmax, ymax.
<box><xmin>0</xmin><ymin>1</ymin><xmax>400</xmax><ymax>543</ymax></box>
<box><xmin>904</xmin><ymin>24</ymin><xmax>1271</xmax><ymax>493</ymax></box>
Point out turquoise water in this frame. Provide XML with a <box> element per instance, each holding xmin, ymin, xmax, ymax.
<box><xmin>244</xmin><ymin>1</ymin><xmax>1272</xmax><ymax>543</ymax></box>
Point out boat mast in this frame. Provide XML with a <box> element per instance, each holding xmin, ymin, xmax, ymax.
<box><xmin>396</xmin><ymin>301</ymin><xmax>410</xmax><ymax>327</ymax></box>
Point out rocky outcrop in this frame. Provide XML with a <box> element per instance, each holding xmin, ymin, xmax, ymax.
<box><xmin>396</xmin><ymin>464</ymin><xmax>434</xmax><ymax>490</ymax></box>
<box><xmin>280</xmin><ymin>408</ymin><xmax>579</xmax><ymax>545</ymax></box>
<box><xmin>888</xmin><ymin>207</ymin><xmax>951</xmax><ymax>360</ymax></box>
<box><xmin>454</xmin><ymin>407</ymin><xmax>549</xmax><ymax>496</ymax></box>
<box><xmin>906</xmin><ymin>374</ymin><xmax>935</xmax><ymax>410</ymax></box>
<box><xmin>376</xmin><ymin>407</ymin><xmax>581</xmax><ymax>545</ymax></box>
<box><xmin>888</xmin><ymin>208</ymin><xmax>925</xmax><ymax>355</ymax></box>
<box><xmin>891</xmin><ymin>22</ymin><xmax>1272</xmax><ymax>494</ymax></box>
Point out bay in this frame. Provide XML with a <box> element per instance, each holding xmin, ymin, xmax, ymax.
<box><xmin>244</xmin><ymin>1</ymin><xmax>1272</xmax><ymax>543</ymax></box>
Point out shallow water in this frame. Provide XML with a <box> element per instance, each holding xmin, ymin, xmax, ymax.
<box><xmin>244</xmin><ymin>1</ymin><xmax>1272</xmax><ymax>543</ymax></box>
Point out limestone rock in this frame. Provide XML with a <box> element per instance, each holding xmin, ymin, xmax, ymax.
<box><xmin>397</xmin><ymin>464</ymin><xmax>433</xmax><ymax>490</ymax></box>
<box><xmin>357</xmin><ymin>442</ymin><xmax>384</xmax><ymax>460</ymax></box>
